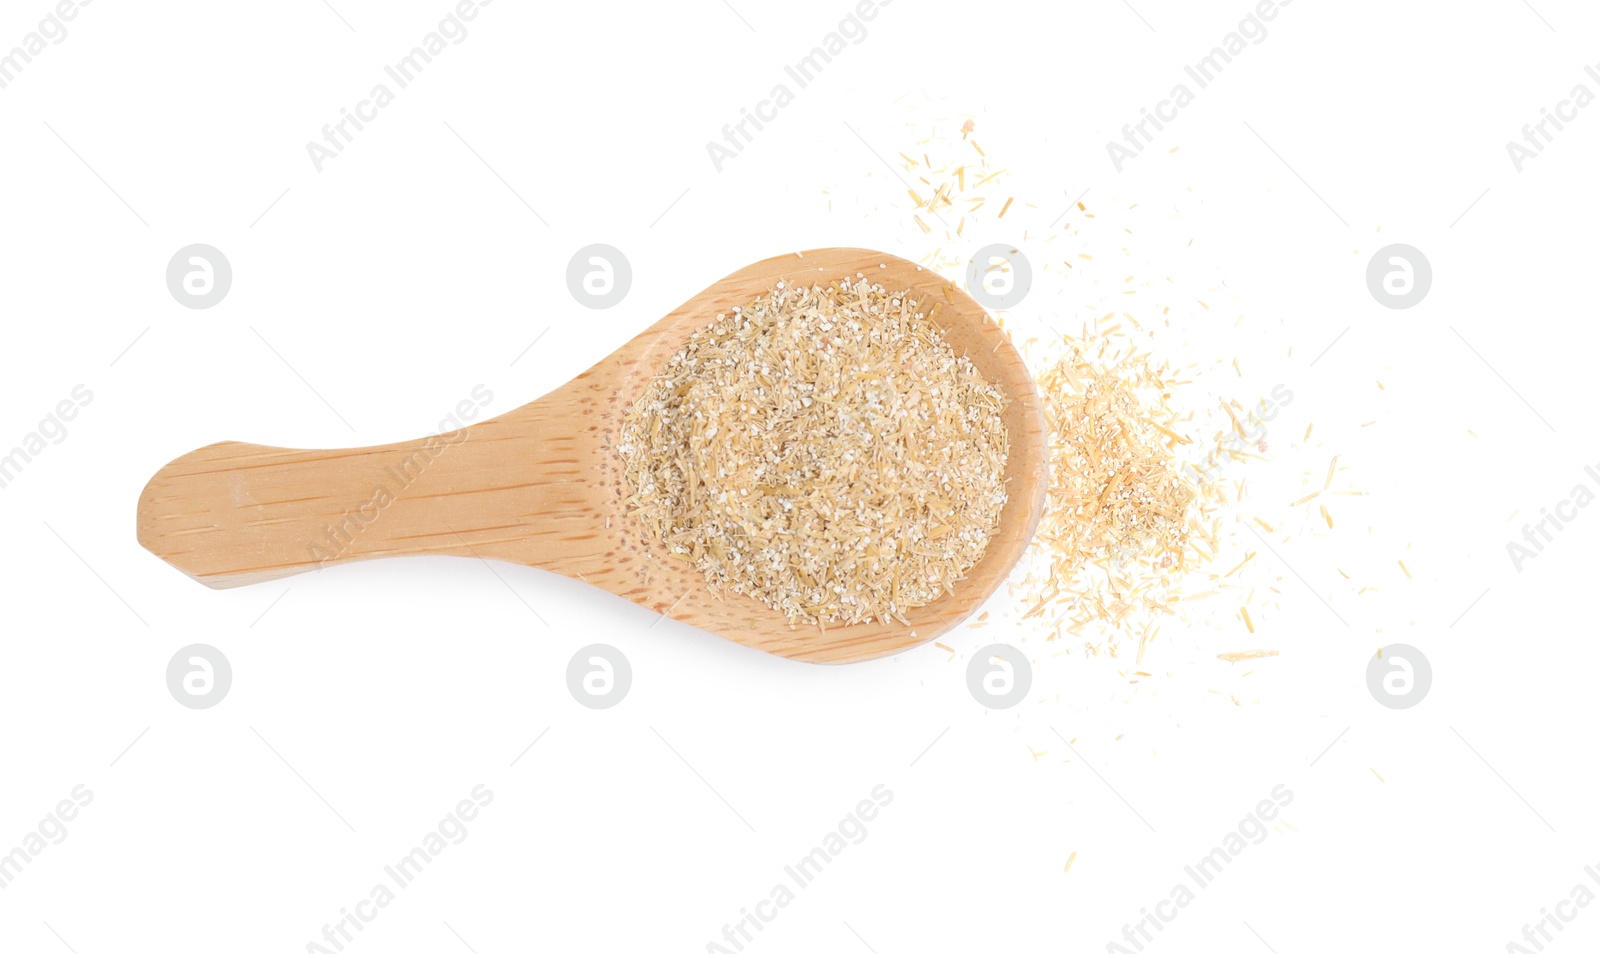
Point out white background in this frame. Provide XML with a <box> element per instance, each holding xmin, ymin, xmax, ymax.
<box><xmin>3</xmin><ymin>0</ymin><xmax>1598</xmax><ymax>951</ymax></box>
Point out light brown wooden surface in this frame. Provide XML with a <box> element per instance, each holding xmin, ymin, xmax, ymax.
<box><xmin>137</xmin><ymin>249</ymin><xmax>1048</xmax><ymax>663</ymax></box>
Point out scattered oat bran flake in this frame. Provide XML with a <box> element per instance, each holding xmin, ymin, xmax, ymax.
<box><xmin>1018</xmin><ymin>330</ymin><xmax>1225</xmax><ymax>647</ymax></box>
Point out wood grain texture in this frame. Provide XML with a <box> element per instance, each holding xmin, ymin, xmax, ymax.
<box><xmin>137</xmin><ymin>249</ymin><xmax>1048</xmax><ymax>663</ymax></box>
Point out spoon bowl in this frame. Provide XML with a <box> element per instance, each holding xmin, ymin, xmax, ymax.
<box><xmin>137</xmin><ymin>248</ymin><xmax>1048</xmax><ymax>662</ymax></box>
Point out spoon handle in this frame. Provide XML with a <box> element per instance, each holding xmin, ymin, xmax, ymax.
<box><xmin>137</xmin><ymin>415</ymin><xmax>609</xmax><ymax>588</ymax></box>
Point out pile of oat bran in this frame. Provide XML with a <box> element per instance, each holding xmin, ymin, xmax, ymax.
<box><xmin>617</xmin><ymin>278</ymin><xmax>1009</xmax><ymax>626</ymax></box>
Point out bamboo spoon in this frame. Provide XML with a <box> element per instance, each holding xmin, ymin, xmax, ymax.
<box><xmin>137</xmin><ymin>248</ymin><xmax>1047</xmax><ymax>663</ymax></box>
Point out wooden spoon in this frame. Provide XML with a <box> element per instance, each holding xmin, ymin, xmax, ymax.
<box><xmin>137</xmin><ymin>248</ymin><xmax>1047</xmax><ymax>663</ymax></box>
